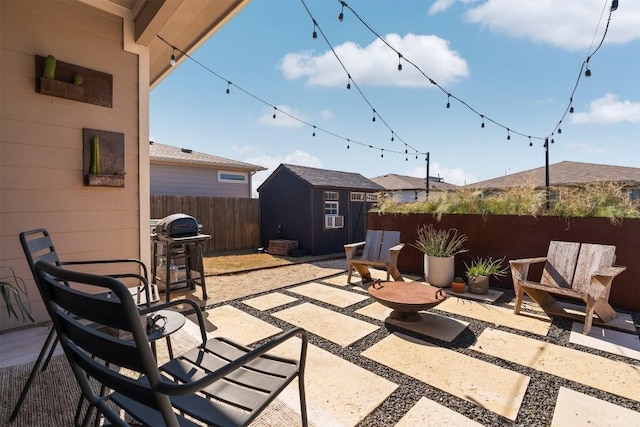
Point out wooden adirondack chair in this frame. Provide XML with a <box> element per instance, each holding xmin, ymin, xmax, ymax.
<box><xmin>345</xmin><ymin>230</ymin><xmax>405</xmax><ymax>284</ymax></box>
<box><xmin>510</xmin><ymin>240</ymin><xmax>626</xmax><ymax>334</ymax></box>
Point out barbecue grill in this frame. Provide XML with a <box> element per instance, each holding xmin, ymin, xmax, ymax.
<box><xmin>154</xmin><ymin>213</ymin><xmax>199</xmax><ymax>239</ymax></box>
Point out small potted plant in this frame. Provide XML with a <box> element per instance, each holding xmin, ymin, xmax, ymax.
<box><xmin>411</xmin><ymin>224</ymin><xmax>468</xmax><ymax>287</ymax></box>
<box><xmin>1</xmin><ymin>266</ymin><xmax>34</xmax><ymax>323</ymax></box>
<box><xmin>451</xmin><ymin>276</ymin><xmax>466</xmax><ymax>294</ymax></box>
<box><xmin>464</xmin><ymin>256</ymin><xmax>508</xmax><ymax>294</ymax></box>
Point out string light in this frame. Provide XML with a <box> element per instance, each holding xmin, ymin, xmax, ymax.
<box><xmin>397</xmin><ymin>53</ymin><xmax>403</xmax><ymax>71</ymax></box>
<box><xmin>480</xmin><ymin>115</ymin><xmax>485</xmax><ymax>128</ymax></box>
<box><xmin>338</xmin><ymin>1</ymin><xmax>345</xmax><ymax>21</ymax></box>
<box><xmin>391</xmin><ymin>131</ymin><xmax>394</xmax><ymax>142</ymax></box>
<box><xmin>446</xmin><ymin>94</ymin><xmax>450</xmax><ymax>109</ymax></box>
<box><xmin>528</xmin><ymin>136</ymin><xmax>532</xmax><ymax>147</ymax></box>
<box><xmin>170</xmin><ymin>48</ymin><xmax>176</xmax><ymax>66</ymax></box>
<box><xmin>381</xmin><ymin>149</ymin><xmax>384</xmax><ymax>158</ymax></box>
<box><xmin>273</xmin><ymin>107</ymin><xmax>277</xmax><ymax>119</ymax></box>
<box><xmin>372</xmin><ymin>109</ymin><xmax>376</xmax><ymax>122</ymax></box>
<box><xmin>312</xmin><ymin>125</ymin><xmax>316</xmax><ymax>137</ymax></box>
<box><xmin>346</xmin><ymin>139</ymin><xmax>350</xmax><ymax>149</ymax></box>
<box><xmin>226</xmin><ymin>81</ymin><xmax>231</xmax><ymax>94</ymax></box>
<box><xmin>312</xmin><ymin>19</ymin><xmax>318</xmax><ymax>39</ymax></box>
<box><xmin>507</xmin><ymin>129</ymin><xmax>511</xmax><ymax>140</ymax></box>
<box><xmin>346</xmin><ymin>75</ymin><xmax>351</xmax><ymax>90</ymax></box>
<box><xmin>569</xmin><ymin>97</ymin><xmax>574</xmax><ymax>113</ymax></box>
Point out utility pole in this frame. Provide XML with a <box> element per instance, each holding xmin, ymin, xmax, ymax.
<box><xmin>545</xmin><ymin>138</ymin><xmax>550</xmax><ymax>211</ymax></box>
<box><xmin>425</xmin><ymin>152</ymin><xmax>430</xmax><ymax>200</ymax></box>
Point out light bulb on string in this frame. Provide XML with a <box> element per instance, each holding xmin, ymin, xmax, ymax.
<box><xmin>397</xmin><ymin>53</ymin><xmax>403</xmax><ymax>71</ymax></box>
<box><xmin>480</xmin><ymin>115</ymin><xmax>485</xmax><ymax>128</ymax></box>
<box><xmin>338</xmin><ymin>2</ymin><xmax>344</xmax><ymax>21</ymax></box>
<box><xmin>390</xmin><ymin>131</ymin><xmax>394</xmax><ymax>142</ymax></box>
<box><xmin>507</xmin><ymin>129</ymin><xmax>511</xmax><ymax>140</ymax></box>
<box><xmin>312</xmin><ymin>19</ymin><xmax>318</xmax><ymax>39</ymax></box>
<box><xmin>569</xmin><ymin>97</ymin><xmax>574</xmax><ymax>113</ymax></box>
<box><xmin>557</xmin><ymin>128</ymin><xmax>562</xmax><ymax>134</ymax></box>
<box><xmin>585</xmin><ymin>67</ymin><xmax>591</xmax><ymax>77</ymax></box>
<box><xmin>226</xmin><ymin>81</ymin><xmax>231</xmax><ymax>94</ymax></box>
<box><xmin>372</xmin><ymin>109</ymin><xmax>376</xmax><ymax>122</ymax></box>
<box><xmin>528</xmin><ymin>136</ymin><xmax>532</xmax><ymax>147</ymax></box>
<box><xmin>312</xmin><ymin>125</ymin><xmax>316</xmax><ymax>137</ymax></box>
<box><xmin>346</xmin><ymin>75</ymin><xmax>351</xmax><ymax>90</ymax></box>
<box><xmin>272</xmin><ymin>107</ymin><xmax>277</xmax><ymax>119</ymax></box>
<box><xmin>346</xmin><ymin>139</ymin><xmax>350</xmax><ymax>149</ymax></box>
<box><xmin>170</xmin><ymin>48</ymin><xmax>176</xmax><ymax>66</ymax></box>
<box><xmin>381</xmin><ymin>149</ymin><xmax>384</xmax><ymax>158</ymax></box>
<box><xmin>446</xmin><ymin>94</ymin><xmax>451</xmax><ymax>109</ymax></box>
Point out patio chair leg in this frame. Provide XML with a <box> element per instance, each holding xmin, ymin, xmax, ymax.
<box><xmin>9</xmin><ymin>326</ymin><xmax>57</xmax><ymax>421</ymax></box>
<box><xmin>41</xmin><ymin>334</ymin><xmax>60</xmax><ymax>371</ymax></box>
<box><xmin>299</xmin><ymin>373</ymin><xmax>308</xmax><ymax>427</ymax></box>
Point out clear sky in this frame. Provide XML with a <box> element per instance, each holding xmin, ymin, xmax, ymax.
<box><xmin>150</xmin><ymin>0</ymin><xmax>640</xmax><ymax>194</ymax></box>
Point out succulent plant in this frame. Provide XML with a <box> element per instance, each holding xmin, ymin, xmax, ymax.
<box><xmin>74</xmin><ymin>74</ymin><xmax>83</xmax><ymax>86</ymax></box>
<box><xmin>90</xmin><ymin>135</ymin><xmax>101</xmax><ymax>174</ymax></box>
<box><xmin>43</xmin><ymin>55</ymin><xmax>56</xmax><ymax>79</ymax></box>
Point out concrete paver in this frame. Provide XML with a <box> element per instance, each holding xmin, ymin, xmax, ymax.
<box><xmin>272</xmin><ymin>302</ymin><xmax>379</xmax><ymax>346</ymax></box>
<box><xmin>569</xmin><ymin>323</ymin><xmax>640</xmax><ymax>360</ymax></box>
<box><xmin>362</xmin><ymin>332</ymin><xmax>530</xmax><ymax>421</ymax></box>
<box><xmin>394</xmin><ymin>397</ymin><xmax>484</xmax><ymax>427</ymax></box>
<box><xmin>551</xmin><ymin>387</ymin><xmax>640</xmax><ymax>427</ymax></box>
<box><xmin>288</xmin><ymin>282</ymin><xmax>370</xmax><ymax>308</ymax></box>
<box><xmin>186</xmin><ymin>305</ymin><xmax>282</xmax><ymax>343</ymax></box>
<box><xmin>471</xmin><ymin>328</ymin><xmax>640</xmax><ymax>402</ymax></box>
<box><xmin>242</xmin><ymin>292</ymin><xmax>298</xmax><ymax>311</ymax></box>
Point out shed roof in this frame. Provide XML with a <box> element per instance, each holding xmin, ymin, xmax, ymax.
<box><xmin>259</xmin><ymin>164</ymin><xmax>384</xmax><ymax>191</ymax></box>
<box><xmin>149</xmin><ymin>141</ymin><xmax>265</xmax><ymax>172</ymax></box>
<box><xmin>467</xmin><ymin>161</ymin><xmax>640</xmax><ymax>189</ymax></box>
<box><xmin>371</xmin><ymin>173</ymin><xmax>458</xmax><ymax>191</ymax></box>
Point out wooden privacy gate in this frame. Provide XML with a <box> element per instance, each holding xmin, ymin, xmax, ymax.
<box><xmin>150</xmin><ymin>195</ymin><xmax>260</xmax><ymax>253</ymax></box>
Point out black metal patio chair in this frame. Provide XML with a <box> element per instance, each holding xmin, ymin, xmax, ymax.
<box><xmin>33</xmin><ymin>260</ymin><xmax>309</xmax><ymax>427</ymax></box>
<box><xmin>10</xmin><ymin>228</ymin><xmax>161</xmax><ymax>421</ymax></box>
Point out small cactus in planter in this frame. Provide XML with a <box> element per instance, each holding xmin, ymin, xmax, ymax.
<box><xmin>43</xmin><ymin>55</ymin><xmax>56</xmax><ymax>79</ymax></box>
<box><xmin>90</xmin><ymin>135</ymin><xmax>101</xmax><ymax>174</ymax></box>
<box><xmin>73</xmin><ymin>74</ymin><xmax>83</xmax><ymax>86</ymax></box>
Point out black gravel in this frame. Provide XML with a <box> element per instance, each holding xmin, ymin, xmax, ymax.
<box><xmin>201</xmin><ymin>274</ymin><xmax>640</xmax><ymax>426</ymax></box>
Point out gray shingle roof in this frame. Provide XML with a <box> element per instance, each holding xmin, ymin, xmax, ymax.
<box><xmin>371</xmin><ymin>173</ymin><xmax>458</xmax><ymax>191</ymax></box>
<box><xmin>280</xmin><ymin>164</ymin><xmax>385</xmax><ymax>191</ymax></box>
<box><xmin>149</xmin><ymin>141</ymin><xmax>266</xmax><ymax>172</ymax></box>
<box><xmin>467</xmin><ymin>161</ymin><xmax>640</xmax><ymax>189</ymax></box>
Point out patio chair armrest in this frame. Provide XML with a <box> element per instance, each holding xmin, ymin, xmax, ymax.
<box><xmin>389</xmin><ymin>243</ymin><xmax>404</xmax><ymax>253</ymax></box>
<box><xmin>139</xmin><ymin>299</ymin><xmax>207</xmax><ymax>344</ymax></box>
<box><xmin>592</xmin><ymin>266</ymin><xmax>626</xmax><ymax>279</ymax></box>
<box><xmin>344</xmin><ymin>241</ymin><xmax>365</xmax><ymax>263</ymax></box>
<box><xmin>160</xmin><ymin>327</ymin><xmax>308</xmax><ymax>396</ymax></box>
<box><xmin>509</xmin><ymin>257</ymin><xmax>547</xmax><ymax>267</ymax></box>
<box><xmin>61</xmin><ymin>258</ymin><xmax>148</xmax><ymax>280</ymax></box>
<box><xmin>509</xmin><ymin>257</ymin><xmax>547</xmax><ymax>284</ymax></box>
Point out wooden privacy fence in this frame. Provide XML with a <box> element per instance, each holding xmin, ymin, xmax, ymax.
<box><xmin>150</xmin><ymin>195</ymin><xmax>260</xmax><ymax>253</ymax></box>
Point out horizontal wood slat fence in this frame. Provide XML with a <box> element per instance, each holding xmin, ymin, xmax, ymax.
<box><xmin>150</xmin><ymin>196</ymin><xmax>260</xmax><ymax>253</ymax></box>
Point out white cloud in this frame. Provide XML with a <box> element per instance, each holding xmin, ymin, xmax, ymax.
<box><xmin>570</xmin><ymin>93</ymin><xmax>640</xmax><ymax>124</ymax></box>
<box><xmin>257</xmin><ymin>105</ymin><xmax>306</xmax><ymax>128</ymax></box>
<box><xmin>407</xmin><ymin>163</ymin><xmax>476</xmax><ymax>186</ymax></box>
<box><xmin>246</xmin><ymin>150</ymin><xmax>322</xmax><ymax>195</ymax></box>
<box><xmin>231</xmin><ymin>144</ymin><xmax>258</xmax><ymax>155</ymax></box>
<box><xmin>429</xmin><ymin>0</ymin><xmax>479</xmax><ymax>15</ymax></box>
<box><xmin>279</xmin><ymin>33</ymin><xmax>468</xmax><ymax>88</ymax></box>
<box><xmin>464</xmin><ymin>0</ymin><xmax>640</xmax><ymax>51</ymax></box>
<box><xmin>320</xmin><ymin>109</ymin><xmax>335</xmax><ymax>120</ymax></box>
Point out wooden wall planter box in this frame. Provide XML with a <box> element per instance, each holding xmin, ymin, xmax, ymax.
<box><xmin>268</xmin><ymin>240</ymin><xmax>298</xmax><ymax>256</ymax></box>
<box><xmin>35</xmin><ymin>55</ymin><xmax>112</xmax><ymax>107</ymax></box>
<box><xmin>369</xmin><ymin>213</ymin><xmax>640</xmax><ymax>312</ymax></box>
<box><xmin>39</xmin><ymin>77</ymin><xmax>84</xmax><ymax>102</ymax></box>
<box><xmin>85</xmin><ymin>174</ymin><xmax>124</xmax><ymax>187</ymax></box>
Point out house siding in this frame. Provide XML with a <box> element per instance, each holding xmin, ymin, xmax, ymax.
<box><xmin>150</xmin><ymin>163</ymin><xmax>250</xmax><ymax>197</ymax></box>
<box><xmin>0</xmin><ymin>1</ymin><xmax>141</xmax><ymax>330</ymax></box>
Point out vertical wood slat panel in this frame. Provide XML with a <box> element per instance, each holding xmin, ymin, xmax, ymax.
<box><xmin>150</xmin><ymin>196</ymin><xmax>260</xmax><ymax>252</ymax></box>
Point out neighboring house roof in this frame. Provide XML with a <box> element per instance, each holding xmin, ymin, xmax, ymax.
<box><xmin>467</xmin><ymin>161</ymin><xmax>640</xmax><ymax>189</ymax></box>
<box><xmin>371</xmin><ymin>173</ymin><xmax>458</xmax><ymax>191</ymax></box>
<box><xmin>259</xmin><ymin>164</ymin><xmax>385</xmax><ymax>192</ymax></box>
<box><xmin>149</xmin><ymin>141</ymin><xmax>265</xmax><ymax>172</ymax></box>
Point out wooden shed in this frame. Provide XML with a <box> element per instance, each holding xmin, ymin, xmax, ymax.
<box><xmin>258</xmin><ymin>164</ymin><xmax>384</xmax><ymax>256</ymax></box>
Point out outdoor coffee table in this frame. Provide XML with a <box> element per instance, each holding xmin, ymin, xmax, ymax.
<box><xmin>368</xmin><ymin>280</ymin><xmax>448</xmax><ymax>322</ymax></box>
<box><xmin>146</xmin><ymin>309</ymin><xmax>186</xmax><ymax>359</ymax></box>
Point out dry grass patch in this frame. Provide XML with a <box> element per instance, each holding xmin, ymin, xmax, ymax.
<box><xmin>202</xmin><ymin>251</ymin><xmax>341</xmax><ymax>276</ymax></box>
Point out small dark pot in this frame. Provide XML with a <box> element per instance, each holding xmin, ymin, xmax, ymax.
<box><xmin>468</xmin><ymin>276</ymin><xmax>489</xmax><ymax>294</ymax></box>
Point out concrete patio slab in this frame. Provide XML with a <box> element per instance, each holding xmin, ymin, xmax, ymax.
<box><xmin>321</xmin><ymin>274</ymin><xmax>351</xmax><ymax>287</ymax></box>
<box><xmin>272</xmin><ymin>302</ymin><xmax>379</xmax><ymax>346</ymax></box>
<box><xmin>288</xmin><ymin>282</ymin><xmax>370</xmax><ymax>308</ymax></box>
<box><xmin>362</xmin><ymin>333</ymin><xmax>530</xmax><ymax>421</ymax></box>
<box><xmin>471</xmin><ymin>328</ymin><xmax>640</xmax><ymax>403</ymax></box>
<box><xmin>242</xmin><ymin>292</ymin><xmax>298</xmax><ymax>311</ymax></box>
<box><xmin>551</xmin><ymin>387</ymin><xmax>640</xmax><ymax>427</ymax></box>
<box><xmin>267</xmin><ymin>337</ymin><xmax>398</xmax><ymax>427</ymax></box>
<box><xmin>394</xmin><ymin>397</ymin><xmax>484</xmax><ymax>427</ymax></box>
<box><xmin>437</xmin><ymin>296</ymin><xmax>551</xmax><ymax>335</ymax></box>
<box><xmin>440</xmin><ymin>286</ymin><xmax>504</xmax><ymax>303</ymax></box>
<box><xmin>356</xmin><ymin>302</ymin><xmax>469</xmax><ymax>342</ymax></box>
<box><xmin>185</xmin><ymin>305</ymin><xmax>282</xmax><ymax>344</ymax></box>
<box><xmin>569</xmin><ymin>323</ymin><xmax>640</xmax><ymax>361</ymax></box>
<box><xmin>505</xmin><ymin>296</ymin><xmax>637</xmax><ymax>334</ymax></box>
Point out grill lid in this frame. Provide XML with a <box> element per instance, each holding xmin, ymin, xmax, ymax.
<box><xmin>154</xmin><ymin>214</ymin><xmax>199</xmax><ymax>238</ymax></box>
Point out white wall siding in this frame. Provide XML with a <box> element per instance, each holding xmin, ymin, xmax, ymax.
<box><xmin>151</xmin><ymin>163</ymin><xmax>250</xmax><ymax>198</ymax></box>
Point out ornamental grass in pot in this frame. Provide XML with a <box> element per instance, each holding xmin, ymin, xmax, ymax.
<box><xmin>464</xmin><ymin>256</ymin><xmax>509</xmax><ymax>294</ymax></box>
<box><xmin>411</xmin><ymin>224</ymin><xmax>468</xmax><ymax>288</ymax></box>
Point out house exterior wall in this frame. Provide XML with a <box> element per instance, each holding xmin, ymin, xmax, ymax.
<box><xmin>0</xmin><ymin>1</ymin><xmax>143</xmax><ymax>330</ymax></box>
<box><xmin>150</xmin><ymin>162</ymin><xmax>251</xmax><ymax>198</ymax></box>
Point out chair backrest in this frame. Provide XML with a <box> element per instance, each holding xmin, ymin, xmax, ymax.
<box><xmin>33</xmin><ymin>260</ymin><xmax>177</xmax><ymax>426</ymax></box>
<box><xmin>572</xmin><ymin>243</ymin><xmax>616</xmax><ymax>294</ymax></box>
<box><xmin>540</xmin><ymin>241</ymin><xmax>581</xmax><ymax>289</ymax></box>
<box><xmin>360</xmin><ymin>230</ymin><xmax>400</xmax><ymax>263</ymax></box>
<box><xmin>19</xmin><ymin>229</ymin><xmax>62</xmax><ymax>280</ymax></box>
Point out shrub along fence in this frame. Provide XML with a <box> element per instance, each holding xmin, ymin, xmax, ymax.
<box><xmin>369</xmin><ymin>213</ymin><xmax>640</xmax><ymax>313</ymax></box>
<box><xmin>150</xmin><ymin>195</ymin><xmax>260</xmax><ymax>252</ymax></box>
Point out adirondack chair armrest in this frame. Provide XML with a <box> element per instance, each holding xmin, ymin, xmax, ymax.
<box><xmin>509</xmin><ymin>257</ymin><xmax>547</xmax><ymax>282</ymax></box>
<box><xmin>592</xmin><ymin>265</ymin><xmax>626</xmax><ymax>279</ymax></box>
<box><xmin>387</xmin><ymin>243</ymin><xmax>404</xmax><ymax>264</ymax></box>
<box><xmin>344</xmin><ymin>241</ymin><xmax>365</xmax><ymax>263</ymax></box>
<box><xmin>389</xmin><ymin>243</ymin><xmax>404</xmax><ymax>253</ymax></box>
<box><xmin>509</xmin><ymin>257</ymin><xmax>547</xmax><ymax>266</ymax></box>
